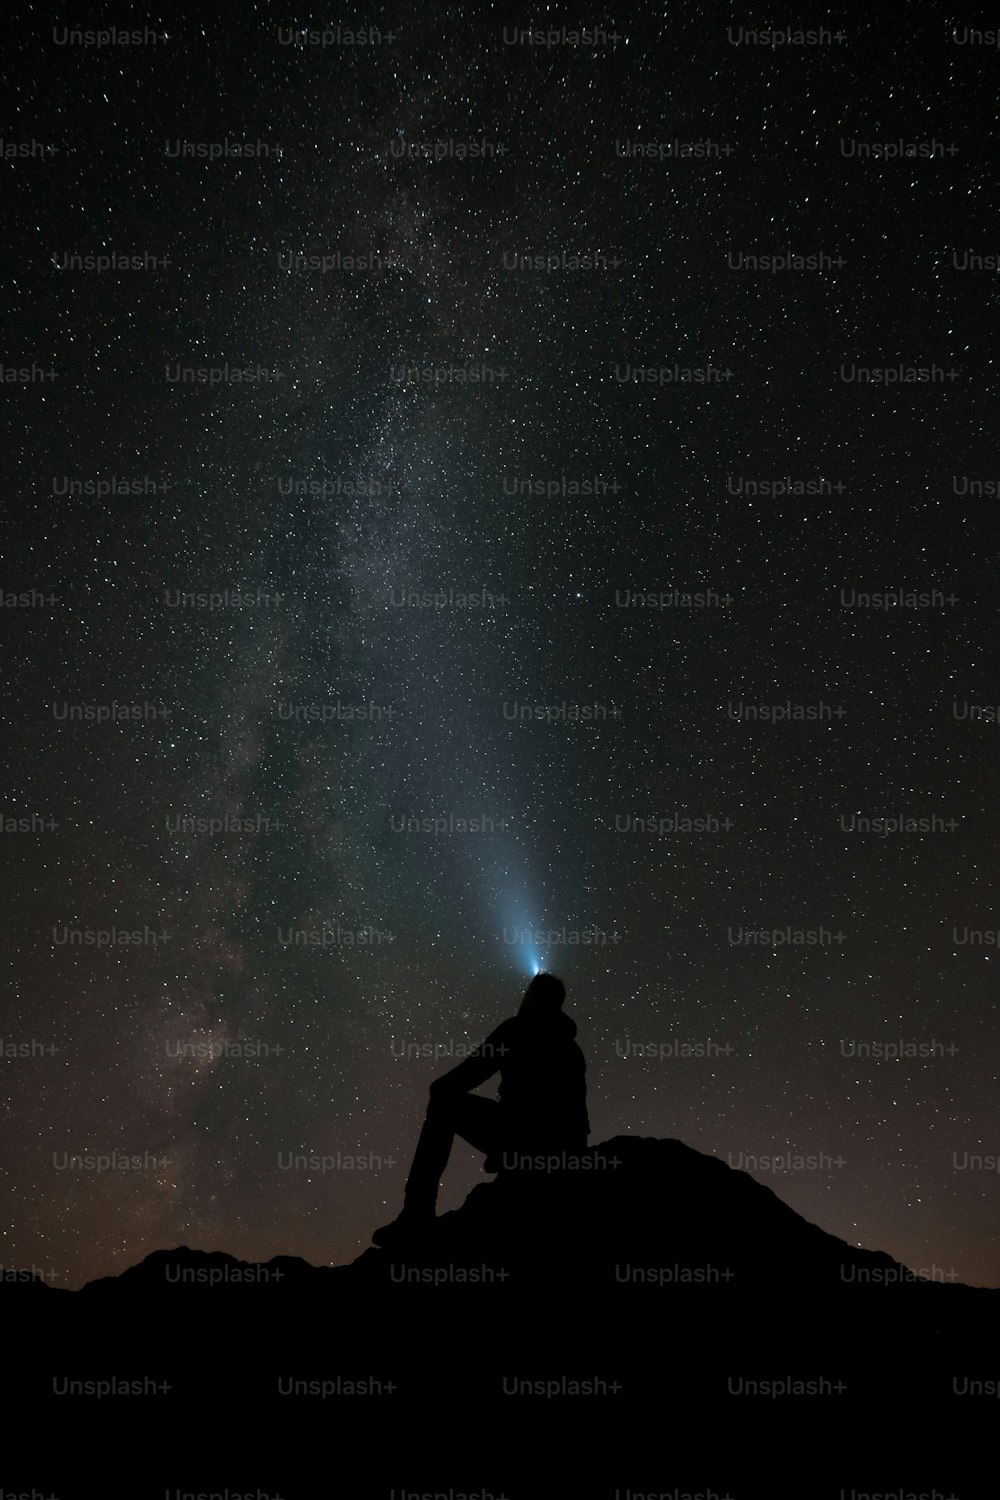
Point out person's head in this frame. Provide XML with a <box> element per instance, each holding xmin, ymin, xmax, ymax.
<box><xmin>518</xmin><ymin>970</ymin><xmax>566</xmax><ymax>1015</ymax></box>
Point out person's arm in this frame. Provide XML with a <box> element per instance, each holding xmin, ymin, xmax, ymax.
<box><xmin>429</xmin><ymin>1022</ymin><xmax>510</xmax><ymax>1098</ymax></box>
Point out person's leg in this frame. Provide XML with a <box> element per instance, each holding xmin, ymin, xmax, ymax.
<box><xmin>452</xmin><ymin>1093</ymin><xmax>500</xmax><ymax>1154</ymax></box>
<box><xmin>403</xmin><ymin>1093</ymin><xmax>499</xmax><ymax>1213</ymax></box>
<box><xmin>372</xmin><ymin>1093</ymin><xmax>501</xmax><ymax>1244</ymax></box>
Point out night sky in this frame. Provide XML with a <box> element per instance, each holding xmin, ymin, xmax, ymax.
<box><xmin>3</xmin><ymin>3</ymin><xmax>999</xmax><ymax>1292</ymax></box>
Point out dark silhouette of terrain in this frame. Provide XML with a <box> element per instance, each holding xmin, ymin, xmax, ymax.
<box><xmin>5</xmin><ymin>1134</ymin><xmax>996</xmax><ymax>1428</ymax></box>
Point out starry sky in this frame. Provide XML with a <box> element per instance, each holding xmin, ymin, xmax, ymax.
<box><xmin>3</xmin><ymin>3</ymin><xmax>999</xmax><ymax>1291</ymax></box>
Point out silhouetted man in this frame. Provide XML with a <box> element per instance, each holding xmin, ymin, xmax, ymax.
<box><xmin>372</xmin><ymin>971</ymin><xmax>589</xmax><ymax>1245</ymax></box>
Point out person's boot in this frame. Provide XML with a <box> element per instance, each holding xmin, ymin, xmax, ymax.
<box><xmin>371</xmin><ymin>1199</ymin><xmax>436</xmax><ymax>1248</ymax></box>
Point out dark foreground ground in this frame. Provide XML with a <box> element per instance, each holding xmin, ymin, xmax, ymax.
<box><xmin>4</xmin><ymin>1138</ymin><xmax>995</xmax><ymax>1489</ymax></box>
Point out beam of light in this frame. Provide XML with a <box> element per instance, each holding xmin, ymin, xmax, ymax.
<box><xmin>499</xmin><ymin>884</ymin><xmax>546</xmax><ymax>979</ymax></box>
<box><xmin>519</xmin><ymin>938</ymin><xmax>546</xmax><ymax>977</ymax></box>
<box><xmin>523</xmin><ymin>947</ymin><xmax>544</xmax><ymax>976</ymax></box>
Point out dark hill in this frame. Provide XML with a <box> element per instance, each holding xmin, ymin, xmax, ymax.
<box><xmin>5</xmin><ymin>1136</ymin><xmax>996</xmax><ymax>1428</ymax></box>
